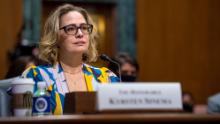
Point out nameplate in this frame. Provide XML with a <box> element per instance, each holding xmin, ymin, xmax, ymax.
<box><xmin>97</xmin><ymin>82</ymin><xmax>182</xmax><ymax>111</ymax></box>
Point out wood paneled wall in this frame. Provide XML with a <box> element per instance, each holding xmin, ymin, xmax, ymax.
<box><xmin>137</xmin><ymin>0</ymin><xmax>220</xmax><ymax>104</ymax></box>
<box><xmin>0</xmin><ymin>0</ymin><xmax>23</xmax><ymax>78</ymax></box>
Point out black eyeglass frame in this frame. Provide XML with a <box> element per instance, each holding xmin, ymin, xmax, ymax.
<box><xmin>59</xmin><ymin>23</ymin><xmax>93</xmax><ymax>35</ymax></box>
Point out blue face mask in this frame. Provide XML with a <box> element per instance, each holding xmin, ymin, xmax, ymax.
<box><xmin>121</xmin><ymin>75</ymin><xmax>136</xmax><ymax>82</ymax></box>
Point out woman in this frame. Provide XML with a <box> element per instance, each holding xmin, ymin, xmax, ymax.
<box><xmin>22</xmin><ymin>4</ymin><xmax>119</xmax><ymax>115</ymax></box>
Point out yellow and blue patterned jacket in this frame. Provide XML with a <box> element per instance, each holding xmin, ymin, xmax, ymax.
<box><xmin>22</xmin><ymin>63</ymin><xmax>119</xmax><ymax>115</ymax></box>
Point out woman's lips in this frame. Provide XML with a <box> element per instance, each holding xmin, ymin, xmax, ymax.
<box><xmin>73</xmin><ymin>41</ymin><xmax>86</xmax><ymax>45</ymax></box>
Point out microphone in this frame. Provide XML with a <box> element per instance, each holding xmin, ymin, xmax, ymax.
<box><xmin>99</xmin><ymin>54</ymin><xmax>122</xmax><ymax>82</ymax></box>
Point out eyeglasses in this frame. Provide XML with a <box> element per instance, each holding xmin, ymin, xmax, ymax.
<box><xmin>59</xmin><ymin>23</ymin><xmax>93</xmax><ymax>35</ymax></box>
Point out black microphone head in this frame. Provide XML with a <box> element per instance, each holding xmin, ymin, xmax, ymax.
<box><xmin>99</xmin><ymin>54</ymin><xmax>122</xmax><ymax>82</ymax></box>
<box><xmin>99</xmin><ymin>54</ymin><xmax>111</xmax><ymax>62</ymax></box>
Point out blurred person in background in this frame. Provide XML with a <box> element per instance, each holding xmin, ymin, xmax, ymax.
<box><xmin>6</xmin><ymin>41</ymin><xmax>40</xmax><ymax>78</ymax></box>
<box><xmin>182</xmin><ymin>92</ymin><xmax>194</xmax><ymax>113</ymax></box>
<box><xmin>108</xmin><ymin>52</ymin><xmax>139</xmax><ymax>82</ymax></box>
<box><xmin>207</xmin><ymin>92</ymin><xmax>220</xmax><ymax>114</ymax></box>
<box><xmin>5</xmin><ymin>56</ymin><xmax>35</xmax><ymax>79</ymax></box>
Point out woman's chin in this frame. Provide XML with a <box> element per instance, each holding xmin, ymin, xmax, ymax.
<box><xmin>70</xmin><ymin>48</ymin><xmax>87</xmax><ymax>53</ymax></box>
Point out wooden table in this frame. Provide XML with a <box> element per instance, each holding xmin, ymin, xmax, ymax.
<box><xmin>1</xmin><ymin>113</ymin><xmax>220</xmax><ymax>124</ymax></box>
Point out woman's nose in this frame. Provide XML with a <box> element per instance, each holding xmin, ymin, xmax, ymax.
<box><xmin>75</xmin><ymin>28</ymin><xmax>83</xmax><ymax>37</ymax></box>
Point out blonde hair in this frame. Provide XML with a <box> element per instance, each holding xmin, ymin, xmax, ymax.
<box><xmin>39</xmin><ymin>4</ymin><xmax>98</xmax><ymax>65</ymax></box>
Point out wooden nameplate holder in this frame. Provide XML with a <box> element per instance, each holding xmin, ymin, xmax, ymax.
<box><xmin>64</xmin><ymin>92</ymin><xmax>97</xmax><ymax>114</ymax></box>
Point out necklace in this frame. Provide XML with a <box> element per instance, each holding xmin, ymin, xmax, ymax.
<box><xmin>63</xmin><ymin>68</ymin><xmax>82</xmax><ymax>75</ymax></box>
<box><xmin>60</xmin><ymin>61</ymin><xmax>83</xmax><ymax>75</ymax></box>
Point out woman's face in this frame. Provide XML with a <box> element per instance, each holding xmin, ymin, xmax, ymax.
<box><xmin>120</xmin><ymin>62</ymin><xmax>137</xmax><ymax>82</ymax></box>
<box><xmin>121</xmin><ymin>62</ymin><xmax>137</xmax><ymax>76</ymax></box>
<box><xmin>58</xmin><ymin>11</ymin><xmax>90</xmax><ymax>54</ymax></box>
